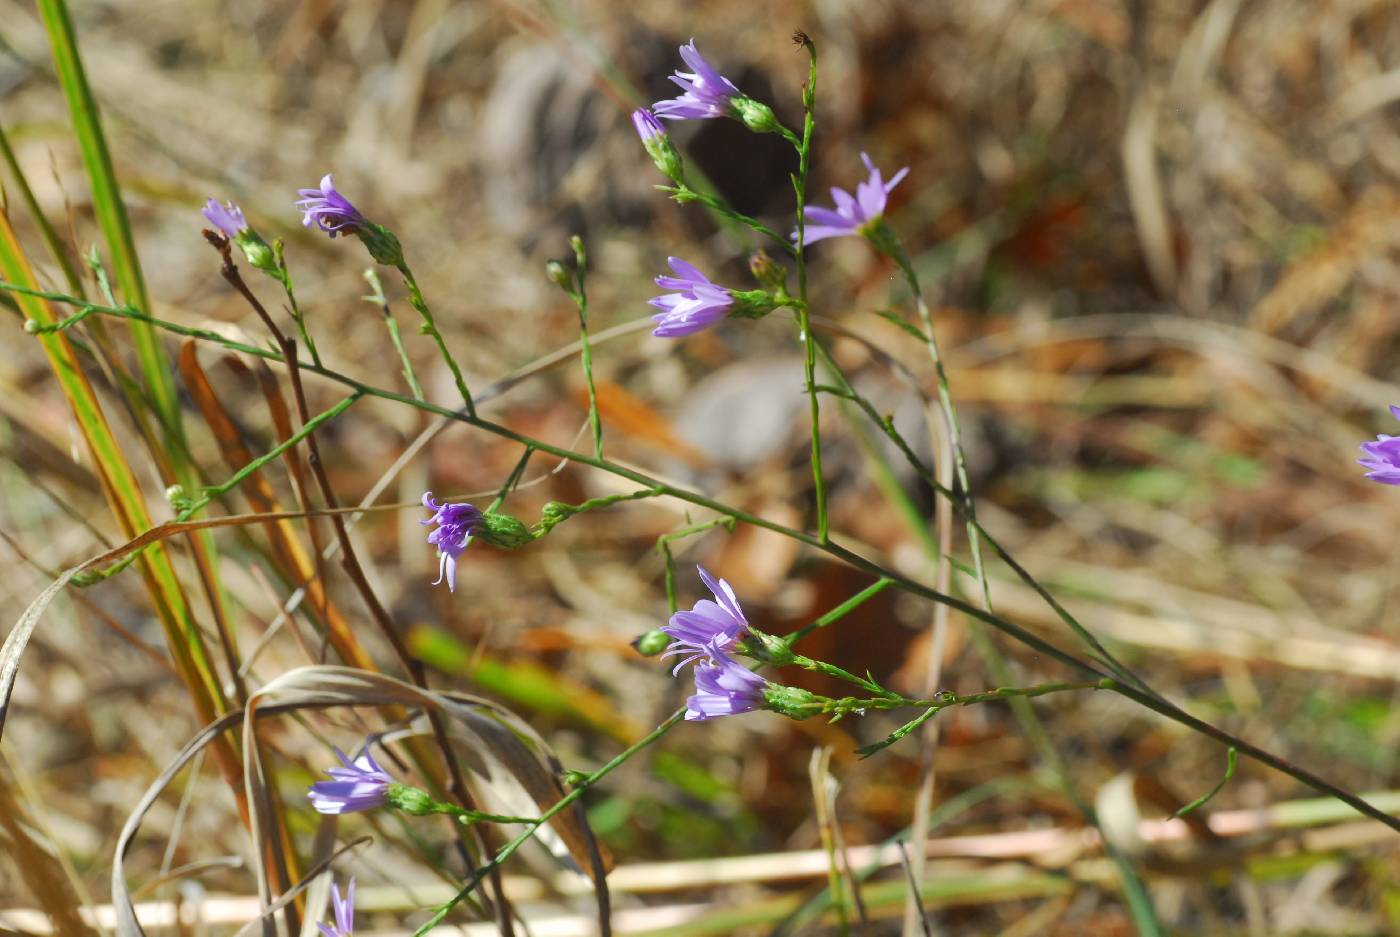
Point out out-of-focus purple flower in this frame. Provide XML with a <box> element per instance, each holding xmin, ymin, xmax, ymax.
<box><xmin>794</xmin><ymin>153</ymin><xmax>910</xmax><ymax>246</ymax></box>
<box><xmin>686</xmin><ymin>649</ymin><xmax>768</xmax><ymax>721</ymax></box>
<box><xmin>296</xmin><ymin>174</ymin><xmax>369</xmax><ymax>238</ymax></box>
<box><xmin>317</xmin><ymin>878</ymin><xmax>356</xmax><ymax>937</ymax></box>
<box><xmin>653</xmin><ymin>40</ymin><xmax>742</xmax><ymax>120</ymax></box>
<box><xmin>421</xmin><ymin>492</ymin><xmax>483</xmax><ymax>591</ymax></box>
<box><xmin>662</xmin><ymin>566</ymin><xmax>749</xmax><ymax>673</ymax></box>
<box><xmin>202</xmin><ymin>198</ymin><xmax>248</xmax><ymax>238</ymax></box>
<box><xmin>309</xmin><ymin>749</ymin><xmax>392</xmax><ymax>815</ymax></box>
<box><xmin>1360</xmin><ymin>405</ymin><xmax>1400</xmax><ymax>484</ymax></box>
<box><xmin>649</xmin><ymin>257</ymin><xmax>734</xmax><ymax>337</ymax></box>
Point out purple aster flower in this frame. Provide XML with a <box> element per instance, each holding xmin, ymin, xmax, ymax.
<box><xmin>649</xmin><ymin>257</ymin><xmax>734</xmax><ymax>337</ymax></box>
<box><xmin>421</xmin><ymin>492</ymin><xmax>483</xmax><ymax>591</ymax></box>
<box><xmin>308</xmin><ymin>748</ymin><xmax>393</xmax><ymax>815</ymax></box>
<box><xmin>317</xmin><ymin>878</ymin><xmax>356</xmax><ymax>937</ymax></box>
<box><xmin>653</xmin><ymin>40</ymin><xmax>742</xmax><ymax>120</ymax></box>
<box><xmin>795</xmin><ymin>153</ymin><xmax>910</xmax><ymax>246</ymax></box>
<box><xmin>661</xmin><ymin>565</ymin><xmax>749</xmax><ymax>673</ymax></box>
<box><xmin>686</xmin><ymin>649</ymin><xmax>768</xmax><ymax>721</ymax></box>
<box><xmin>1360</xmin><ymin>405</ymin><xmax>1400</xmax><ymax>484</ymax></box>
<box><xmin>296</xmin><ymin>174</ymin><xmax>369</xmax><ymax>238</ymax></box>
<box><xmin>202</xmin><ymin>198</ymin><xmax>248</xmax><ymax>238</ymax></box>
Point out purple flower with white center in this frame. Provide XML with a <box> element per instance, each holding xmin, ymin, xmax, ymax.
<box><xmin>421</xmin><ymin>492</ymin><xmax>483</xmax><ymax>591</ymax></box>
<box><xmin>686</xmin><ymin>648</ymin><xmax>768</xmax><ymax>722</ymax></box>
<box><xmin>794</xmin><ymin>153</ymin><xmax>910</xmax><ymax>246</ymax></box>
<box><xmin>296</xmin><ymin>174</ymin><xmax>369</xmax><ymax>238</ymax></box>
<box><xmin>308</xmin><ymin>748</ymin><xmax>393</xmax><ymax>815</ymax></box>
<box><xmin>317</xmin><ymin>878</ymin><xmax>356</xmax><ymax>937</ymax></box>
<box><xmin>1359</xmin><ymin>405</ymin><xmax>1400</xmax><ymax>484</ymax></box>
<box><xmin>649</xmin><ymin>257</ymin><xmax>734</xmax><ymax>337</ymax></box>
<box><xmin>661</xmin><ymin>565</ymin><xmax>749</xmax><ymax>673</ymax></box>
<box><xmin>653</xmin><ymin>40</ymin><xmax>742</xmax><ymax>121</ymax></box>
<box><xmin>202</xmin><ymin>198</ymin><xmax>248</xmax><ymax>238</ymax></box>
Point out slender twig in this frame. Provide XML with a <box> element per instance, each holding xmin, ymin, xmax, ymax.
<box><xmin>792</xmin><ymin>36</ymin><xmax>827</xmax><ymax>542</ymax></box>
<box><xmin>363</xmin><ymin>267</ymin><xmax>423</xmax><ymax>399</ymax></box>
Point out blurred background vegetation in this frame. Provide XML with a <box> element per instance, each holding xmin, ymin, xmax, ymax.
<box><xmin>2</xmin><ymin>0</ymin><xmax>1400</xmax><ymax>933</ymax></box>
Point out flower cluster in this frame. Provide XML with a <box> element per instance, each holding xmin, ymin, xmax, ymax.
<box><xmin>663</xmin><ymin>567</ymin><xmax>769</xmax><ymax>722</ymax></box>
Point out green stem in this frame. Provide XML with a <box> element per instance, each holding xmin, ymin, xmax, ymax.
<box><xmin>659</xmin><ymin>517</ymin><xmax>737</xmax><ymax>615</ymax></box>
<box><xmin>660</xmin><ymin>184</ymin><xmax>798</xmax><ymax>257</ymax></box>
<box><xmin>273</xmin><ymin>243</ymin><xmax>321</xmax><ymax>368</ymax></box>
<box><xmin>398</xmin><ymin>261</ymin><xmax>476</xmax><ymax>417</ymax></box>
<box><xmin>569</xmin><ymin>237</ymin><xmax>603</xmax><ymax>460</ymax></box>
<box><xmin>782</xmin><ymin>577</ymin><xmax>893</xmax><ymax>647</ymax></box>
<box><xmin>363</xmin><ymin>268</ymin><xmax>423</xmax><ymax>399</ymax></box>
<box><xmin>793</xmin><ymin>40</ymin><xmax>826</xmax><ymax>543</ymax></box>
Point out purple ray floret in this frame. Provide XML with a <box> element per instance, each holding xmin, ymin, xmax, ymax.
<box><xmin>661</xmin><ymin>565</ymin><xmax>749</xmax><ymax>673</ymax></box>
<box><xmin>794</xmin><ymin>152</ymin><xmax>910</xmax><ymax>246</ymax></box>
<box><xmin>1360</xmin><ymin>405</ymin><xmax>1400</xmax><ymax>484</ymax></box>
<box><xmin>686</xmin><ymin>649</ymin><xmax>767</xmax><ymax>721</ymax></box>
<box><xmin>649</xmin><ymin>256</ymin><xmax>734</xmax><ymax>337</ymax></box>
<box><xmin>632</xmin><ymin>107</ymin><xmax>665</xmax><ymax>142</ymax></box>
<box><xmin>308</xmin><ymin>749</ymin><xmax>392</xmax><ymax>815</ymax></box>
<box><xmin>317</xmin><ymin>878</ymin><xmax>356</xmax><ymax>937</ymax></box>
<box><xmin>421</xmin><ymin>492</ymin><xmax>483</xmax><ymax>591</ymax></box>
<box><xmin>202</xmin><ymin>198</ymin><xmax>248</xmax><ymax>238</ymax></box>
<box><xmin>653</xmin><ymin>40</ymin><xmax>742</xmax><ymax>120</ymax></box>
<box><xmin>296</xmin><ymin>174</ymin><xmax>368</xmax><ymax>238</ymax></box>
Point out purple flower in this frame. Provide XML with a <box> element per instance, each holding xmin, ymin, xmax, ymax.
<box><xmin>653</xmin><ymin>40</ymin><xmax>742</xmax><ymax>120</ymax></box>
<box><xmin>686</xmin><ymin>649</ymin><xmax>768</xmax><ymax>721</ymax></box>
<box><xmin>1360</xmin><ymin>405</ymin><xmax>1400</xmax><ymax>484</ymax></box>
<box><xmin>309</xmin><ymin>748</ymin><xmax>393</xmax><ymax>815</ymax></box>
<box><xmin>632</xmin><ymin>107</ymin><xmax>665</xmax><ymax>142</ymax></box>
<box><xmin>795</xmin><ymin>153</ymin><xmax>910</xmax><ymax>245</ymax></box>
<box><xmin>296</xmin><ymin>174</ymin><xmax>369</xmax><ymax>238</ymax></box>
<box><xmin>421</xmin><ymin>492</ymin><xmax>483</xmax><ymax>591</ymax></box>
<box><xmin>317</xmin><ymin>878</ymin><xmax>356</xmax><ymax>937</ymax></box>
<box><xmin>649</xmin><ymin>257</ymin><xmax>734</xmax><ymax>337</ymax></box>
<box><xmin>661</xmin><ymin>565</ymin><xmax>749</xmax><ymax>673</ymax></box>
<box><xmin>202</xmin><ymin>198</ymin><xmax>247</xmax><ymax>238</ymax></box>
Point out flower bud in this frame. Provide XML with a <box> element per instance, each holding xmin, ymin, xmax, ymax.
<box><xmin>476</xmin><ymin>511</ymin><xmax>536</xmax><ymax>549</ymax></box>
<box><xmin>632</xmin><ymin>107</ymin><xmax>684</xmax><ymax>180</ymax></box>
<box><xmin>357</xmin><ymin>223</ymin><xmax>405</xmax><ymax>268</ymax></box>
<box><xmin>631</xmin><ymin>629</ymin><xmax>671</xmax><ymax>658</ymax></box>
<box><xmin>731</xmin><ymin>96</ymin><xmax>782</xmax><ymax>136</ymax></box>
<box><xmin>739</xmin><ymin>628</ymin><xmax>796</xmax><ymax>667</ymax></box>
<box><xmin>385</xmin><ymin>783</ymin><xmax>438</xmax><ymax>816</ymax></box>
<box><xmin>761</xmin><ymin>684</ymin><xmax>825</xmax><ymax>721</ymax></box>
<box><xmin>546</xmin><ymin>259</ymin><xmax>574</xmax><ymax>292</ymax></box>
<box><xmin>233</xmin><ymin>230</ymin><xmax>278</xmax><ymax>273</ymax></box>
<box><xmin>748</xmin><ymin>250</ymin><xmax>788</xmax><ymax>293</ymax></box>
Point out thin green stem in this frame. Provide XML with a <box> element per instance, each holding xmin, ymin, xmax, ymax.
<box><xmin>569</xmin><ymin>237</ymin><xmax>603</xmax><ymax>460</ymax></box>
<box><xmin>792</xmin><ymin>40</ymin><xmax>826</xmax><ymax>543</ymax></box>
<box><xmin>658</xmin><ymin>517</ymin><xmax>737</xmax><ymax>615</ymax></box>
<box><xmin>398</xmin><ymin>261</ymin><xmax>475</xmax><ymax>417</ymax></box>
<box><xmin>1175</xmin><ymin>747</ymin><xmax>1238</xmax><ymax>819</ymax></box>
<box><xmin>659</xmin><ymin>184</ymin><xmax>798</xmax><ymax>257</ymax></box>
<box><xmin>0</xmin><ymin>123</ymin><xmax>83</xmax><ymax>294</ymax></box>
<box><xmin>782</xmin><ymin>577</ymin><xmax>893</xmax><ymax>647</ymax></box>
<box><xmin>363</xmin><ymin>268</ymin><xmax>423</xmax><ymax>399</ymax></box>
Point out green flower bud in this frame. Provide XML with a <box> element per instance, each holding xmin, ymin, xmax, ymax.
<box><xmin>476</xmin><ymin>511</ymin><xmax>536</xmax><ymax>549</ymax></box>
<box><xmin>631</xmin><ymin>629</ymin><xmax>671</xmax><ymax>658</ymax></box>
<box><xmin>762</xmin><ymin>684</ymin><xmax>826</xmax><ymax>721</ymax></box>
<box><xmin>233</xmin><ymin>229</ymin><xmax>278</xmax><ymax>273</ymax></box>
<box><xmin>738</xmin><ymin>628</ymin><xmax>796</xmax><ymax>667</ymax></box>
<box><xmin>545</xmin><ymin>259</ymin><xmax>575</xmax><ymax>292</ymax></box>
<box><xmin>748</xmin><ymin>250</ymin><xmax>788</xmax><ymax>293</ymax></box>
<box><xmin>731</xmin><ymin>96</ymin><xmax>783</xmax><ymax>136</ymax></box>
<box><xmin>357</xmin><ymin>223</ymin><xmax>405</xmax><ymax>268</ymax></box>
<box><xmin>385</xmin><ymin>783</ymin><xmax>439</xmax><ymax>816</ymax></box>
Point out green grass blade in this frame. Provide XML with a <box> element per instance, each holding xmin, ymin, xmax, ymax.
<box><xmin>34</xmin><ymin>0</ymin><xmax>183</xmax><ymax>446</ymax></box>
